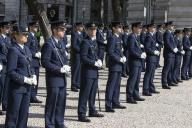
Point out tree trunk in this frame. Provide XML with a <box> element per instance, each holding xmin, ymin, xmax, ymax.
<box><xmin>25</xmin><ymin>0</ymin><xmax>51</xmax><ymax>41</ymax></box>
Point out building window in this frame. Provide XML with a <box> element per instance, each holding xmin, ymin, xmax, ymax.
<box><xmin>0</xmin><ymin>2</ymin><xmax>5</xmax><ymax>20</ymax></box>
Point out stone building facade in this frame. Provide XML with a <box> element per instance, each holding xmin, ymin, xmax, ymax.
<box><xmin>0</xmin><ymin>0</ymin><xmax>192</xmax><ymax>28</ymax></box>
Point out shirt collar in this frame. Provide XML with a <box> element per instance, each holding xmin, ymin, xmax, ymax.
<box><xmin>30</xmin><ymin>32</ymin><xmax>35</xmax><ymax>37</ymax></box>
<box><xmin>150</xmin><ymin>32</ymin><xmax>154</xmax><ymax>36</ymax></box>
<box><xmin>1</xmin><ymin>34</ymin><xmax>7</xmax><ymax>39</ymax></box>
<box><xmin>77</xmin><ymin>31</ymin><xmax>81</xmax><ymax>35</ymax></box>
<box><xmin>114</xmin><ymin>33</ymin><xmax>119</xmax><ymax>38</ymax></box>
<box><xmin>18</xmin><ymin>43</ymin><xmax>24</xmax><ymax>49</ymax></box>
<box><xmin>53</xmin><ymin>37</ymin><xmax>59</xmax><ymax>43</ymax></box>
<box><xmin>91</xmin><ymin>36</ymin><xmax>96</xmax><ymax>41</ymax></box>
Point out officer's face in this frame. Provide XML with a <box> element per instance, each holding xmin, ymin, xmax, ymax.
<box><xmin>2</xmin><ymin>26</ymin><xmax>11</xmax><ymax>34</ymax></box>
<box><xmin>77</xmin><ymin>26</ymin><xmax>84</xmax><ymax>32</ymax></box>
<box><xmin>57</xmin><ymin>27</ymin><xmax>66</xmax><ymax>38</ymax></box>
<box><xmin>113</xmin><ymin>26</ymin><xmax>122</xmax><ymax>34</ymax></box>
<box><xmin>87</xmin><ymin>28</ymin><xmax>97</xmax><ymax>37</ymax></box>
<box><xmin>31</xmin><ymin>25</ymin><xmax>39</xmax><ymax>33</ymax></box>
<box><xmin>15</xmin><ymin>33</ymin><xmax>28</xmax><ymax>44</ymax></box>
<box><xmin>134</xmin><ymin>26</ymin><xmax>142</xmax><ymax>34</ymax></box>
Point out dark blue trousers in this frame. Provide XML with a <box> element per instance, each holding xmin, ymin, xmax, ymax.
<box><xmin>98</xmin><ymin>47</ymin><xmax>105</xmax><ymax>62</ymax></box>
<box><xmin>71</xmin><ymin>55</ymin><xmax>81</xmax><ymax>89</ymax></box>
<box><xmin>143</xmin><ymin>61</ymin><xmax>156</xmax><ymax>93</ymax></box>
<box><xmin>31</xmin><ymin>67</ymin><xmax>39</xmax><ymax>100</ymax></box>
<box><xmin>5</xmin><ymin>92</ymin><xmax>30</xmax><ymax>128</ymax></box>
<box><xmin>181</xmin><ymin>55</ymin><xmax>191</xmax><ymax>79</ymax></box>
<box><xmin>105</xmin><ymin>71</ymin><xmax>121</xmax><ymax>108</ymax></box>
<box><xmin>173</xmin><ymin>55</ymin><xmax>182</xmax><ymax>81</ymax></box>
<box><xmin>162</xmin><ymin>57</ymin><xmax>174</xmax><ymax>85</ymax></box>
<box><xmin>0</xmin><ymin>65</ymin><xmax>6</xmax><ymax>106</ymax></box>
<box><xmin>78</xmin><ymin>78</ymin><xmax>98</xmax><ymax>116</ymax></box>
<box><xmin>126</xmin><ymin>66</ymin><xmax>142</xmax><ymax>99</ymax></box>
<box><xmin>2</xmin><ymin>75</ymin><xmax>10</xmax><ymax>111</ymax></box>
<box><xmin>45</xmin><ymin>87</ymin><xmax>66</xmax><ymax>128</ymax></box>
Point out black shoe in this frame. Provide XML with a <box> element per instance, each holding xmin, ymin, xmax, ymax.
<box><xmin>78</xmin><ymin>116</ymin><xmax>91</xmax><ymax>122</ymax></box>
<box><xmin>177</xmin><ymin>79</ymin><xmax>183</xmax><ymax>83</ymax></box>
<box><xmin>105</xmin><ymin>106</ymin><xmax>115</xmax><ymax>112</ymax></box>
<box><xmin>168</xmin><ymin>83</ymin><xmax>178</xmax><ymax>86</ymax></box>
<box><xmin>173</xmin><ymin>81</ymin><xmax>178</xmax><ymax>84</ymax></box>
<box><xmin>112</xmin><ymin>104</ymin><xmax>126</xmax><ymax>109</ymax></box>
<box><xmin>30</xmin><ymin>98</ymin><xmax>42</xmax><ymax>103</ymax></box>
<box><xmin>134</xmin><ymin>97</ymin><xmax>145</xmax><ymax>101</ymax></box>
<box><xmin>181</xmin><ymin>77</ymin><xmax>189</xmax><ymax>80</ymax></box>
<box><xmin>126</xmin><ymin>98</ymin><xmax>137</xmax><ymax>104</ymax></box>
<box><xmin>162</xmin><ymin>85</ymin><xmax>171</xmax><ymax>89</ymax></box>
<box><xmin>89</xmin><ymin>112</ymin><xmax>104</xmax><ymax>117</ymax></box>
<box><xmin>0</xmin><ymin>110</ymin><xmax>3</xmax><ymax>115</ymax></box>
<box><xmin>71</xmin><ymin>87</ymin><xmax>79</xmax><ymax>92</ymax></box>
<box><xmin>142</xmin><ymin>92</ymin><xmax>152</xmax><ymax>96</ymax></box>
<box><xmin>150</xmin><ymin>90</ymin><xmax>160</xmax><ymax>94</ymax></box>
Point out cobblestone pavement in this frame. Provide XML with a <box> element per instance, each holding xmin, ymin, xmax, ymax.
<box><xmin>1</xmin><ymin>57</ymin><xmax>192</xmax><ymax>128</ymax></box>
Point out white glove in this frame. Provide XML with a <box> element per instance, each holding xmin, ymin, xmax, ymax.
<box><xmin>120</xmin><ymin>56</ymin><xmax>127</xmax><ymax>63</ymax></box>
<box><xmin>190</xmin><ymin>46</ymin><xmax>192</xmax><ymax>50</ymax></box>
<box><xmin>32</xmin><ymin>75</ymin><xmax>37</xmax><ymax>86</ymax></box>
<box><xmin>156</xmin><ymin>43</ymin><xmax>159</xmax><ymax>47</ymax></box>
<box><xmin>140</xmin><ymin>44</ymin><xmax>144</xmax><ymax>48</ymax></box>
<box><xmin>66</xmin><ymin>43</ymin><xmax>71</xmax><ymax>48</ymax></box>
<box><xmin>0</xmin><ymin>64</ymin><xmax>3</xmax><ymax>71</ymax></box>
<box><xmin>65</xmin><ymin>51</ymin><xmax>69</xmax><ymax>57</ymax></box>
<box><xmin>24</xmin><ymin>77</ymin><xmax>33</xmax><ymax>85</ymax></box>
<box><xmin>173</xmin><ymin>48</ymin><xmax>178</xmax><ymax>53</ymax></box>
<box><xmin>141</xmin><ymin>52</ymin><xmax>146</xmax><ymax>59</ymax></box>
<box><xmin>35</xmin><ymin>52</ymin><xmax>41</xmax><ymax>58</ymax></box>
<box><xmin>94</xmin><ymin>61</ymin><xmax>102</xmax><ymax>68</ymax></box>
<box><xmin>154</xmin><ymin>50</ymin><xmax>160</xmax><ymax>56</ymax></box>
<box><xmin>104</xmin><ymin>41</ymin><xmax>107</xmax><ymax>44</ymax></box>
<box><xmin>97</xmin><ymin>59</ymin><xmax>103</xmax><ymax>67</ymax></box>
<box><xmin>181</xmin><ymin>50</ymin><xmax>185</xmax><ymax>55</ymax></box>
<box><xmin>60</xmin><ymin>67</ymin><xmax>67</xmax><ymax>73</ymax></box>
<box><xmin>63</xmin><ymin>65</ymin><xmax>71</xmax><ymax>72</ymax></box>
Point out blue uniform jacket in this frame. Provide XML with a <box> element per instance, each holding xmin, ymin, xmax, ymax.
<box><xmin>80</xmin><ymin>36</ymin><xmax>99</xmax><ymax>78</ymax></box>
<box><xmin>7</xmin><ymin>43</ymin><xmax>34</xmax><ymax>93</ymax></box>
<box><xmin>128</xmin><ymin>33</ymin><xmax>142</xmax><ymax>67</ymax></box>
<box><xmin>144</xmin><ymin>32</ymin><xmax>158</xmax><ymax>63</ymax></box>
<box><xmin>107</xmin><ymin>34</ymin><xmax>123</xmax><ymax>72</ymax></box>
<box><xmin>183</xmin><ymin>35</ymin><xmax>191</xmax><ymax>56</ymax></box>
<box><xmin>163</xmin><ymin>30</ymin><xmax>176</xmax><ymax>58</ymax></box>
<box><xmin>26</xmin><ymin>33</ymin><xmax>40</xmax><ymax>68</ymax></box>
<box><xmin>41</xmin><ymin>37</ymin><xmax>68</xmax><ymax>87</ymax></box>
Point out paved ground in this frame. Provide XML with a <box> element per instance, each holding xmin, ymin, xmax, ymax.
<box><xmin>1</xmin><ymin>56</ymin><xmax>192</xmax><ymax>128</ymax></box>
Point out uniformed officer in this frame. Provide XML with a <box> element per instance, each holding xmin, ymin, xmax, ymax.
<box><xmin>140</xmin><ymin>25</ymin><xmax>147</xmax><ymax>72</ymax></box>
<box><xmin>173</xmin><ymin>29</ymin><xmax>184</xmax><ymax>83</ymax></box>
<box><xmin>71</xmin><ymin>22</ymin><xmax>84</xmax><ymax>92</ymax></box>
<box><xmin>96</xmin><ymin>23</ymin><xmax>107</xmax><ymax>63</ymax></box>
<box><xmin>162</xmin><ymin>21</ymin><xmax>178</xmax><ymax>89</ymax></box>
<box><xmin>122</xmin><ymin>24</ymin><xmax>130</xmax><ymax>77</ymax></box>
<box><xmin>5</xmin><ymin>25</ymin><xmax>37</xmax><ymax>128</ymax></box>
<box><xmin>156</xmin><ymin>24</ymin><xmax>164</xmax><ymax>67</ymax></box>
<box><xmin>78</xmin><ymin>22</ymin><xmax>104</xmax><ymax>122</ymax></box>
<box><xmin>126</xmin><ymin>22</ymin><xmax>145</xmax><ymax>104</ymax></box>
<box><xmin>105</xmin><ymin>21</ymin><xmax>126</xmax><ymax>112</ymax></box>
<box><xmin>181</xmin><ymin>28</ymin><xmax>192</xmax><ymax>80</ymax></box>
<box><xmin>189</xmin><ymin>29</ymin><xmax>192</xmax><ymax>77</ymax></box>
<box><xmin>0</xmin><ymin>21</ymin><xmax>12</xmax><ymax>112</ymax></box>
<box><xmin>41</xmin><ymin>21</ymin><xmax>69</xmax><ymax>128</ymax></box>
<box><xmin>143</xmin><ymin>23</ymin><xmax>160</xmax><ymax>96</ymax></box>
<box><xmin>26</xmin><ymin>21</ymin><xmax>42</xmax><ymax>103</ymax></box>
